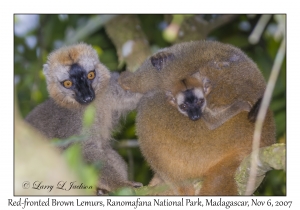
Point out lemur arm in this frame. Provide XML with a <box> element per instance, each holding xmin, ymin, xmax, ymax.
<box><xmin>202</xmin><ymin>100</ymin><xmax>251</xmax><ymax>130</ymax></box>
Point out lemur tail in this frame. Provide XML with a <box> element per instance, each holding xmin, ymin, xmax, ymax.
<box><xmin>248</xmin><ymin>97</ymin><xmax>263</xmax><ymax>123</ymax></box>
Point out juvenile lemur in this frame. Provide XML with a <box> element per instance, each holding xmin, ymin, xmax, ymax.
<box><xmin>166</xmin><ymin>76</ymin><xmax>251</xmax><ymax>130</ymax></box>
<box><xmin>25</xmin><ymin>43</ymin><xmax>142</xmax><ymax>194</ymax></box>
<box><xmin>118</xmin><ymin>40</ymin><xmax>276</xmax><ymax>195</ymax></box>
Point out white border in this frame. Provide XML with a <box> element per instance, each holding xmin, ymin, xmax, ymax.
<box><xmin>3</xmin><ymin>1</ymin><xmax>298</xmax><ymax>209</ymax></box>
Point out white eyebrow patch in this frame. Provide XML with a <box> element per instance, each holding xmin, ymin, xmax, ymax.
<box><xmin>176</xmin><ymin>92</ymin><xmax>185</xmax><ymax>105</ymax></box>
<box><xmin>78</xmin><ymin>56</ymin><xmax>97</xmax><ymax>72</ymax></box>
<box><xmin>193</xmin><ymin>88</ymin><xmax>204</xmax><ymax>98</ymax></box>
<box><xmin>54</xmin><ymin>65</ymin><xmax>70</xmax><ymax>81</ymax></box>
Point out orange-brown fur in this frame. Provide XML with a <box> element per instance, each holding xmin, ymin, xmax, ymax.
<box><xmin>137</xmin><ymin>91</ymin><xmax>275</xmax><ymax>195</ymax></box>
<box><xmin>118</xmin><ymin>40</ymin><xmax>276</xmax><ymax>195</ymax></box>
<box><xmin>170</xmin><ymin>76</ymin><xmax>203</xmax><ymax>96</ymax></box>
<box><xmin>119</xmin><ymin>40</ymin><xmax>266</xmax><ymax>107</ymax></box>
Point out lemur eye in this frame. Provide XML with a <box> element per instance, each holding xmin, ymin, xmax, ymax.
<box><xmin>87</xmin><ymin>70</ymin><xmax>95</xmax><ymax>80</ymax></box>
<box><xmin>63</xmin><ymin>80</ymin><xmax>73</xmax><ymax>88</ymax></box>
<box><xmin>179</xmin><ymin>104</ymin><xmax>188</xmax><ymax>110</ymax></box>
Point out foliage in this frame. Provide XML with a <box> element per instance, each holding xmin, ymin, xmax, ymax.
<box><xmin>63</xmin><ymin>144</ymin><xmax>98</xmax><ymax>191</ymax></box>
<box><xmin>14</xmin><ymin>14</ymin><xmax>286</xmax><ymax>195</ymax></box>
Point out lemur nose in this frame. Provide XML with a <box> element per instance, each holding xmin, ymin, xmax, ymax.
<box><xmin>190</xmin><ymin>115</ymin><xmax>200</xmax><ymax>121</ymax></box>
<box><xmin>84</xmin><ymin>96</ymin><xmax>93</xmax><ymax>103</ymax></box>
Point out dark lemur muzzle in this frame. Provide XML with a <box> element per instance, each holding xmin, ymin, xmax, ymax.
<box><xmin>75</xmin><ymin>81</ymin><xmax>95</xmax><ymax>104</ymax></box>
<box><xmin>187</xmin><ymin>107</ymin><xmax>202</xmax><ymax>121</ymax></box>
<box><xmin>70</xmin><ymin>64</ymin><xmax>95</xmax><ymax>105</ymax></box>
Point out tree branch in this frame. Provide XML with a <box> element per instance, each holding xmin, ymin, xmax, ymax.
<box><xmin>236</xmin><ymin>143</ymin><xmax>286</xmax><ymax>195</ymax></box>
<box><xmin>104</xmin><ymin>15</ymin><xmax>152</xmax><ymax>72</ymax></box>
<box><xmin>245</xmin><ymin>37</ymin><xmax>286</xmax><ymax>195</ymax></box>
<box><xmin>65</xmin><ymin>15</ymin><xmax>117</xmax><ymax>45</ymax></box>
<box><xmin>14</xmin><ymin>97</ymin><xmax>92</xmax><ymax>195</ymax></box>
<box><xmin>163</xmin><ymin>15</ymin><xmax>238</xmax><ymax>43</ymax></box>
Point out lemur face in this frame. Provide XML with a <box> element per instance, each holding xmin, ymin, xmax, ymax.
<box><xmin>43</xmin><ymin>43</ymin><xmax>110</xmax><ymax>109</ymax></box>
<box><xmin>175</xmin><ymin>88</ymin><xmax>206</xmax><ymax>121</ymax></box>
<box><xmin>61</xmin><ymin>63</ymin><xmax>96</xmax><ymax>105</ymax></box>
<box><xmin>166</xmin><ymin>76</ymin><xmax>212</xmax><ymax>121</ymax></box>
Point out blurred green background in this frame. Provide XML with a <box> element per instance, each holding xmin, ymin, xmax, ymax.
<box><xmin>14</xmin><ymin>14</ymin><xmax>286</xmax><ymax>195</ymax></box>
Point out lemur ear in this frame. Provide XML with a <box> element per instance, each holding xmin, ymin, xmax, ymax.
<box><xmin>203</xmin><ymin>77</ymin><xmax>212</xmax><ymax>95</ymax></box>
<box><xmin>165</xmin><ymin>91</ymin><xmax>176</xmax><ymax>106</ymax></box>
<box><xmin>150</xmin><ymin>51</ymin><xmax>175</xmax><ymax>71</ymax></box>
<box><xmin>43</xmin><ymin>64</ymin><xmax>49</xmax><ymax>76</ymax></box>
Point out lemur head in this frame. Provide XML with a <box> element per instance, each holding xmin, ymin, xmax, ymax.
<box><xmin>43</xmin><ymin>43</ymin><xmax>110</xmax><ymax>109</ymax></box>
<box><xmin>166</xmin><ymin>76</ymin><xmax>212</xmax><ymax>121</ymax></box>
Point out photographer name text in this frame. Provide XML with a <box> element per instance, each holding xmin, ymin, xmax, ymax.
<box><xmin>22</xmin><ymin>181</ymin><xmax>93</xmax><ymax>192</ymax></box>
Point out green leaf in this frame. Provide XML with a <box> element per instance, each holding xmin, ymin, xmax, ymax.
<box><xmin>63</xmin><ymin>144</ymin><xmax>98</xmax><ymax>193</ymax></box>
<box><xmin>83</xmin><ymin>104</ymin><xmax>96</xmax><ymax>128</ymax></box>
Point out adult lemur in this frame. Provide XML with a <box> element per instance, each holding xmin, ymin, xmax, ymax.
<box><xmin>118</xmin><ymin>40</ymin><xmax>276</xmax><ymax>195</ymax></box>
<box><xmin>25</xmin><ymin>43</ymin><xmax>142</xmax><ymax>194</ymax></box>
